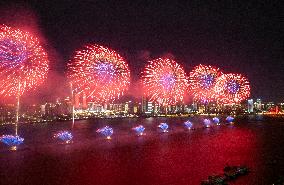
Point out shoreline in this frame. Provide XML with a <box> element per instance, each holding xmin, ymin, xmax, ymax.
<box><xmin>1</xmin><ymin>113</ymin><xmax>284</xmax><ymax>126</ymax></box>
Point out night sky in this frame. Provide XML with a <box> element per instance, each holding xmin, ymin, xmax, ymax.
<box><xmin>0</xmin><ymin>0</ymin><xmax>283</xmax><ymax>103</ymax></box>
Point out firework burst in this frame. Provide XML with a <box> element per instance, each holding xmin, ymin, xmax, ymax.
<box><xmin>189</xmin><ymin>64</ymin><xmax>223</xmax><ymax>103</ymax></box>
<box><xmin>0</xmin><ymin>25</ymin><xmax>49</xmax><ymax>97</ymax></box>
<box><xmin>214</xmin><ymin>73</ymin><xmax>250</xmax><ymax>104</ymax></box>
<box><xmin>67</xmin><ymin>44</ymin><xmax>130</xmax><ymax>103</ymax></box>
<box><xmin>142</xmin><ymin>58</ymin><xmax>188</xmax><ymax>105</ymax></box>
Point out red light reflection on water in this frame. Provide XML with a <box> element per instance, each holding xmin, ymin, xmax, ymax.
<box><xmin>0</xmin><ymin>124</ymin><xmax>265</xmax><ymax>185</ymax></box>
<box><xmin>72</xmin><ymin>127</ymin><xmax>261</xmax><ymax>185</ymax></box>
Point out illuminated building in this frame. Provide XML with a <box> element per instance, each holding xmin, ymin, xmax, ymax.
<box><xmin>0</xmin><ymin>104</ymin><xmax>15</xmax><ymax>124</ymax></box>
<box><xmin>86</xmin><ymin>103</ymin><xmax>103</xmax><ymax>112</ymax></box>
<box><xmin>198</xmin><ymin>104</ymin><xmax>205</xmax><ymax>113</ymax></box>
<box><xmin>133</xmin><ymin>106</ymin><xmax>138</xmax><ymax>114</ymax></box>
<box><xmin>248</xmin><ymin>99</ymin><xmax>254</xmax><ymax>113</ymax></box>
<box><xmin>153</xmin><ymin>104</ymin><xmax>160</xmax><ymax>114</ymax></box>
<box><xmin>264</xmin><ymin>102</ymin><xmax>275</xmax><ymax>111</ymax></box>
<box><xmin>254</xmin><ymin>98</ymin><xmax>262</xmax><ymax>112</ymax></box>
<box><xmin>192</xmin><ymin>102</ymin><xmax>198</xmax><ymax>112</ymax></box>
<box><xmin>40</xmin><ymin>104</ymin><xmax>46</xmax><ymax>115</ymax></box>
<box><xmin>125</xmin><ymin>102</ymin><xmax>129</xmax><ymax>113</ymax></box>
<box><xmin>141</xmin><ymin>96</ymin><xmax>147</xmax><ymax>113</ymax></box>
<box><xmin>145</xmin><ymin>101</ymin><xmax>153</xmax><ymax>114</ymax></box>
<box><xmin>280</xmin><ymin>102</ymin><xmax>284</xmax><ymax>111</ymax></box>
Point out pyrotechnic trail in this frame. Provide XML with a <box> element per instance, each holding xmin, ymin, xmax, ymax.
<box><xmin>141</xmin><ymin>58</ymin><xmax>188</xmax><ymax>105</ymax></box>
<box><xmin>67</xmin><ymin>44</ymin><xmax>130</xmax><ymax>103</ymax></box>
<box><xmin>189</xmin><ymin>64</ymin><xmax>223</xmax><ymax>103</ymax></box>
<box><xmin>214</xmin><ymin>73</ymin><xmax>250</xmax><ymax>104</ymax></box>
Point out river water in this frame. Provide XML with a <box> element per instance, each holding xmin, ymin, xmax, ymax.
<box><xmin>0</xmin><ymin>116</ymin><xmax>283</xmax><ymax>185</ymax></box>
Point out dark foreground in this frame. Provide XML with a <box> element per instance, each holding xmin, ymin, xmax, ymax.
<box><xmin>0</xmin><ymin>116</ymin><xmax>284</xmax><ymax>185</ymax></box>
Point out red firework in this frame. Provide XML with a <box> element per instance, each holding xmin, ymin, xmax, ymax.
<box><xmin>0</xmin><ymin>25</ymin><xmax>49</xmax><ymax>97</ymax></box>
<box><xmin>142</xmin><ymin>58</ymin><xmax>188</xmax><ymax>105</ymax></box>
<box><xmin>214</xmin><ymin>73</ymin><xmax>250</xmax><ymax>104</ymax></box>
<box><xmin>67</xmin><ymin>44</ymin><xmax>130</xmax><ymax>103</ymax></box>
<box><xmin>189</xmin><ymin>64</ymin><xmax>223</xmax><ymax>103</ymax></box>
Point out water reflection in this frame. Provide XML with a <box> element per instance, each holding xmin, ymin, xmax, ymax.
<box><xmin>0</xmin><ymin>117</ymin><xmax>281</xmax><ymax>184</ymax></box>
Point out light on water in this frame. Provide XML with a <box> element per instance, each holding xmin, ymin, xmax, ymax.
<box><xmin>203</xmin><ymin>119</ymin><xmax>211</xmax><ymax>128</ymax></box>
<box><xmin>226</xmin><ymin>116</ymin><xmax>234</xmax><ymax>124</ymax></box>
<box><xmin>184</xmin><ymin>121</ymin><xmax>193</xmax><ymax>130</ymax></box>
<box><xmin>132</xmin><ymin>125</ymin><xmax>145</xmax><ymax>136</ymax></box>
<box><xmin>0</xmin><ymin>135</ymin><xmax>24</xmax><ymax>150</ymax></box>
<box><xmin>54</xmin><ymin>131</ymin><xmax>73</xmax><ymax>144</ymax></box>
<box><xmin>158</xmin><ymin>123</ymin><xmax>169</xmax><ymax>132</ymax></box>
<box><xmin>97</xmin><ymin>126</ymin><xmax>113</xmax><ymax>139</ymax></box>
<box><xmin>212</xmin><ymin>117</ymin><xmax>220</xmax><ymax>125</ymax></box>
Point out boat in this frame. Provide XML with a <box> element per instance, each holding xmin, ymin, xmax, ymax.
<box><xmin>223</xmin><ymin>165</ymin><xmax>249</xmax><ymax>179</ymax></box>
<box><xmin>201</xmin><ymin>175</ymin><xmax>228</xmax><ymax>185</ymax></box>
<box><xmin>201</xmin><ymin>165</ymin><xmax>249</xmax><ymax>184</ymax></box>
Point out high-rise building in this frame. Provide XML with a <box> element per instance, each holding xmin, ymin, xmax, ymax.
<box><xmin>192</xmin><ymin>102</ymin><xmax>198</xmax><ymax>112</ymax></box>
<box><xmin>198</xmin><ymin>104</ymin><xmax>205</xmax><ymax>113</ymax></box>
<box><xmin>124</xmin><ymin>102</ymin><xmax>129</xmax><ymax>113</ymax></box>
<box><xmin>141</xmin><ymin>96</ymin><xmax>147</xmax><ymax>113</ymax></box>
<box><xmin>133</xmin><ymin>105</ymin><xmax>138</xmax><ymax>114</ymax></box>
<box><xmin>93</xmin><ymin>104</ymin><xmax>103</xmax><ymax>112</ymax></box>
<box><xmin>145</xmin><ymin>101</ymin><xmax>153</xmax><ymax>114</ymax></box>
<box><xmin>153</xmin><ymin>104</ymin><xmax>160</xmax><ymax>114</ymax></box>
<box><xmin>254</xmin><ymin>98</ymin><xmax>262</xmax><ymax>112</ymax></box>
<box><xmin>40</xmin><ymin>104</ymin><xmax>46</xmax><ymax>115</ymax></box>
<box><xmin>248</xmin><ymin>99</ymin><xmax>254</xmax><ymax>113</ymax></box>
